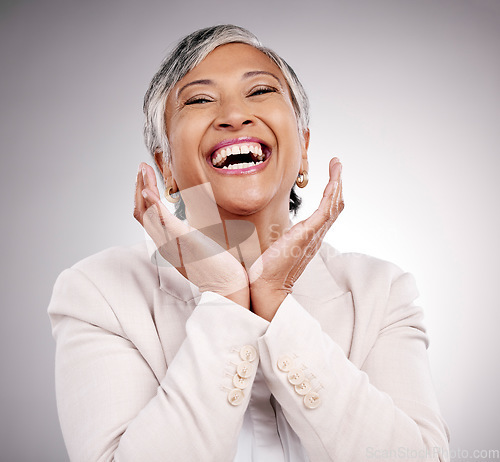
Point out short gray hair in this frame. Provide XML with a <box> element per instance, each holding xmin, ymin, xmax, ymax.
<box><xmin>143</xmin><ymin>24</ymin><xmax>310</xmax><ymax>162</ymax></box>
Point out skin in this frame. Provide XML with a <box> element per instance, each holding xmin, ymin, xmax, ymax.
<box><xmin>134</xmin><ymin>43</ymin><xmax>344</xmax><ymax>321</ymax></box>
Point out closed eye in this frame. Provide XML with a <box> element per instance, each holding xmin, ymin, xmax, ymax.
<box><xmin>249</xmin><ymin>86</ymin><xmax>278</xmax><ymax>97</ymax></box>
<box><xmin>185</xmin><ymin>96</ymin><xmax>213</xmax><ymax>105</ymax></box>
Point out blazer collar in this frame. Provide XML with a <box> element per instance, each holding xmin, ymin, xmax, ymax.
<box><xmin>147</xmin><ymin>236</ymin><xmax>346</xmax><ymax>303</ymax></box>
<box><xmin>149</xmin><ymin>244</ymin><xmax>202</xmax><ymax>302</ymax></box>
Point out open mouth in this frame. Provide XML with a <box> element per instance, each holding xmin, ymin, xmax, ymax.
<box><xmin>210</xmin><ymin>141</ymin><xmax>271</xmax><ymax>170</ymax></box>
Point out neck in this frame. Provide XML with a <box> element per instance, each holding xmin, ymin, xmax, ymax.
<box><xmin>185</xmin><ymin>197</ymin><xmax>292</xmax><ymax>268</ymax></box>
<box><xmin>225</xmin><ymin>205</ymin><xmax>292</xmax><ymax>247</ymax></box>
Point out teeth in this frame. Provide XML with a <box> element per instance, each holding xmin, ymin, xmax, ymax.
<box><xmin>221</xmin><ymin>160</ymin><xmax>263</xmax><ymax>170</ymax></box>
<box><xmin>211</xmin><ymin>142</ymin><xmax>266</xmax><ymax>168</ymax></box>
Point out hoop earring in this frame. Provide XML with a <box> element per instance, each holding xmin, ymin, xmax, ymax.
<box><xmin>296</xmin><ymin>171</ymin><xmax>309</xmax><ymax>188</ymax></box>
<box><xmin>164</xmin><ymin>186</ymin><xmax>180</xmax><ymax>203</ymax></box>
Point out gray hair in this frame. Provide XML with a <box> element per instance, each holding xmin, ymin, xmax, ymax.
<box><xmin>143</xmin><ymin>24</ymin><xmax>310</xmax><ymax>162</ymax></box>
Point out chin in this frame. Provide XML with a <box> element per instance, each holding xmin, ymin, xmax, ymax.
<box><xmin>218</xmin><ymin>195</ymin><xmax>270</xmax><ymax>217</ymax></box>
<box><xmin>223</xmin><ymin>203</ymin><xmax>264</xmax><ymax>217</ymax></box>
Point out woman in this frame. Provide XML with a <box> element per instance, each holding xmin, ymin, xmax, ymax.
<box><xmin>48</xmin><ymin>25</ymin><xmax>450</xmax><ymax>461</ymax></box>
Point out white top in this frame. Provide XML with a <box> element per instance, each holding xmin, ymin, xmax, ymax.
<box><xmin>235</xmin><ymin>366</ymin><xmax>309</xmax><ymax>462</ymax></box>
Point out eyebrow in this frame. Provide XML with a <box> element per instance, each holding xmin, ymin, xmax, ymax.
<box><xmin>242</xmin><ymin>71</ymin><xmax>283</xmax><ymax>87</ymax></box>
<box><xmin>176</xmin><ymin>71</ymin><xmax>283</xmax><ymax>99</ymax></box>
<box><xmin>177</xmin><ymin>79</ymin><xmax>213</xmax><ymax>99</ymax></box>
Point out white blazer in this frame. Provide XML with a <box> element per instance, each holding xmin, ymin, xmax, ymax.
<box><xmin>48</xmin><ymin>240</ymin><xmax>450</xmax><ymax>461</ymax></box>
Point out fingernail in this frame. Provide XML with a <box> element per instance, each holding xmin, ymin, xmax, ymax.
<box><xmin>142</xmin><ymin>189</ymin><xmax>148</xmax><ymax>200</ymax></box>
<box><xmin>142</xmin><ymin>167</ymin><xmax>147</xmax><ymax>185</ymax></box>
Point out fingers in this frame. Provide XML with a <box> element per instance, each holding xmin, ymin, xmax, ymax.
<box><xmin>306</xmin><ymin>157</ymin><xmax>344</xmax><ymax>233</ymax></box>
<box><xmin>141</xmin><ymin>177</ymin><xmax>186</xmax><ymax>238</ymax></box>
<box><xmin>133</xmin><ymin>164</ymin><xmax>146</xmax><ymax>224</ymax></box>
<box><xmin>134</xmin><ymin>162</ymin><xmax>173</xmax><ymax>222</ymax></box>
<box><xmin>141</xmin><ymin>162</ymin><xmax>162</xmax><ymax>199</ymax></box>
<box><xmin>133</xmin><ymin>162</ymin><xmax>186</xmax><ymax>263</ymax></box>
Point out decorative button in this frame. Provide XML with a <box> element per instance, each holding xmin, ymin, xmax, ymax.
<box><xmin>240</xmin><ymin>345</ymin><xmax>257</xmax><ymax>362</ymax></box>
<box><xmin>304</xmin><ymin>392</ymin><xmax>321</xmax><ymax>409</ymax></box>
<box><xmin>277</xmin><ymin>355</ymin><xmax>294</xmax><ymax>372</ymax></box>
<box><xmin>288</xmin><ymin>368</ymin><xmax>305</xmax><ymax>385</ymax></box>
<box><xmin>294</xmin><ymin>379</ymin><xmax>312</xmax><ymax>395</ymax></box>
<box><xmin>237</xmin><ymin>361</ymin><xmax>253</xmax><ymax>378</ymax></box>
<box><xmin>227</xmin><ymin>388</ymin><xmax>245</xmax><ymax>406</ymax></box>
<box><xmin>233</xmin><ymin>374</ymin><xmax>250</xmax><ymax>389</ymax></box>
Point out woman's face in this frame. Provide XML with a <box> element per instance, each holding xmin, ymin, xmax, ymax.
<box><xmin>164</xmin><ymin>43</ymin><xmax>308</xmax><ymax>218</ymax></box>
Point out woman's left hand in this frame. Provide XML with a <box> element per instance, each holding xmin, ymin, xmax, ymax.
<box><xmin>248</xmin><ymin>158</ymin><xmax>344</xmax><ymax>321</ymax></box>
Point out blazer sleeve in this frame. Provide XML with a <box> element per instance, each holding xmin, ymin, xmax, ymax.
<box><xmin>256</xmin><ymin>271</ymin><xmax>451</xmax><ymax>462</ymax></box>
<box><xmin>48</xmin><ymin>267</ymin><xmax>268</xmax><ymax>462</ymax></box>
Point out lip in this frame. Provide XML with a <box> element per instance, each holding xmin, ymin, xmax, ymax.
<box><xmin>206</xmin><ymin>136</ymin><xmax>272</xmax><ymax>176</ymax></box>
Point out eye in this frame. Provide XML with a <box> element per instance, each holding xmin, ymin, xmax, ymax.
<box><xmin>249</xmin><ymin>86</ymin><xmax>278</xmax><ymax>97</ymax></box>
<box><xmin>184</xmin><ymin>95</ymin><xmax>213</xmax><ymax>105</ymax></box>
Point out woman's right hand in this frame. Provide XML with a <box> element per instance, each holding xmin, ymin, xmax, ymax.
<box><xmin>134</xmin><ymin>163</ymin><xmax>250</xmax><ymax>310</ymax></box>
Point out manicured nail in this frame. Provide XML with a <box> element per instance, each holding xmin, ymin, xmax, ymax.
<box><xmin>141</xmin><ymin>189</ymin><xmax>148</xmax><ymax>200</ymax></box>
<box><xmin>142</xmin><ymin>167</ymin><xmax>147</xmax><ymax>185</ymax></box>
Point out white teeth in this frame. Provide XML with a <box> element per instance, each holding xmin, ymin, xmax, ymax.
<box><xmin>220</xmin><ymin>160</ymin><xmax>264</xmax><ymax>170</ymax></box>
<box><xmin>211</xmin><ymin>142</ymin><xmax>267</xmax><ymax>168</ymax></box>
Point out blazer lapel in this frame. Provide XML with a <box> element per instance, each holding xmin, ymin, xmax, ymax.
<box><xmin>291</xmin><ymin>245</ymin><xmax>355</xmax><ymax>358</ymax></box>
<box><xmin>151</xmin><ymin>250</ymin><xmax>202</xmax><ymax>367</ymax></box>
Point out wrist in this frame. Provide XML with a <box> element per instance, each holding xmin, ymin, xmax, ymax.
<box><xmin>223</xmin><ymin>286</ymin><xmax>251</xmax><ymax>311</ymax></box>
<box><xmin>250</xmin><ymin>285</ymin><xmax>288</xmax><ymax>321</ymax></box>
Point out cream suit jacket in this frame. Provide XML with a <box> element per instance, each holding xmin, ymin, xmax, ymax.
<box><xmin>48</xmin><ymin>240</ymin><xmax>450</xmax><ymax>461</ymax></box>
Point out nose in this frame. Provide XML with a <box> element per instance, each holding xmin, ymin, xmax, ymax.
<box><xmin>214</xmin><ymin>97</ymin><xmax>254</xmax><ymax>131</ymax></box>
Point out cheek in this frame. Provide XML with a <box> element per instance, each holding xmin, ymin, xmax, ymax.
<box><xmin>169</xmin><ymin>120</ymin><xmax>202</xmax><ymax>161</ymax></box>
<box><xmin>266</xmin><ymin>103</ymin><xmax>301</xmax><ymax>139</ymax></box>
<box><xmin>169</xmin><ymin>109</ymin><xmax>208</xmax><ymax>142</ymax></box>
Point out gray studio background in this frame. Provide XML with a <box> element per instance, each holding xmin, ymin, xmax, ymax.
<box><xmin>1</xmin><ymin>0</ymin><xmax>499</xmax><ymax>460</ymax></box>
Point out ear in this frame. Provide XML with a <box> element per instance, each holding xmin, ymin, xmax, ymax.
<box><xmin>154</xmin><ymin>152</ymin><xmax>178</xmax><ymax>192</ymax></box>
<box><xmin>300</xmin><ymin>128</ymin><xmax>310</xmax><ymax>173</ymax></box>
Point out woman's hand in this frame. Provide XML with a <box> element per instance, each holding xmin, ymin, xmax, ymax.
<box><xmin>247</xmin><ymin>158</ymin><xmax>344</xmax><ymax>321</ymax></box>
<box><xmin>134</xmin><ymin>163</ymin><xmax>250</xmax><ymax>309</ymax></box>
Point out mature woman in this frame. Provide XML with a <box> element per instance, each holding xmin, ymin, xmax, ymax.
<box><xmin>48</xmin><ymin>25</ymin><xmax>450</xmax><ymax>461</ymax></box>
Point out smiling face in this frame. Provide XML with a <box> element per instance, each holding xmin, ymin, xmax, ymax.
<box><xmin>161</xmin><ymin>43</ymin><xmax>309</xmax><ymax>220</ymax></box>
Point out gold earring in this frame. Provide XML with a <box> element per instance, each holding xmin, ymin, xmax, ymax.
<box><xmin>296</xmin><ymin>171</ymin><xmax>309</xmax><ymax>188</ymax></box>
<box><xmin>164</xmin><ymin>186</ymin><xmax>180</xmax><ymax>203</ymax></box>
